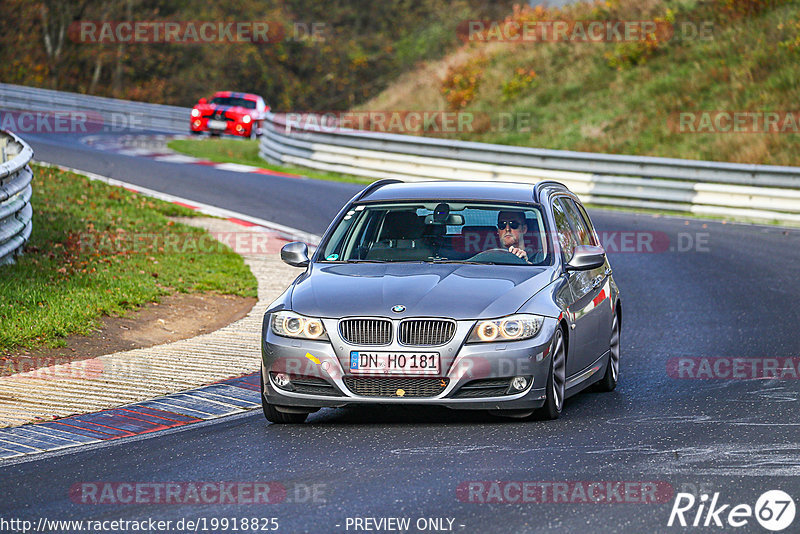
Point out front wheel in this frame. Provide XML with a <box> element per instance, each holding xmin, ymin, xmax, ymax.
<box><xmin>535</xmin><ymin>325</ymin><xmax>566</xmax><ymax>420</ymax></box>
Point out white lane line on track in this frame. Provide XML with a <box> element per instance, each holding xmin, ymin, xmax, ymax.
<box><xmin>152</xmin><ymin>154</ymin><xmax>204</xmax><ymax>163</ymax></box>
<box><xmin>213</xmin><ymin>162</ymin><xmax>263</xmax><ymax>173</ymax></box>
<box><xmin>80</xmin><ymin>134</ymin><xmax>305</xmax><ymax>180</ymax></box>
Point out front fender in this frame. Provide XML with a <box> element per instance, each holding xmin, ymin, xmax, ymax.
<box><xmin>516</xmin><ymin>277</ymin><xmax>569</xmax><ymax>318</ymax></box>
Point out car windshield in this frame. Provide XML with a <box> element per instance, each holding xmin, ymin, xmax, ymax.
<box><xmin>319</xmin><ymin>201</ymin><xmax>551</xmax><ymax>265</ymax></box>
<box><xmin>210</xmin><ymin>96</ymin><xmax>256</xmax><ymax>109</ymax></box>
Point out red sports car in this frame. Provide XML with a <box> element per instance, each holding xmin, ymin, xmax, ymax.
<box><xmin>190</xmin><ymin>91</ymin><xmax>269</xmax><ymax>138</ymax></box>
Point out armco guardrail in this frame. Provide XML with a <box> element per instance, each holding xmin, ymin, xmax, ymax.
<box><xmin>260</xmin><ymin>113</ymin><xmax>800</xmax><ymax>225</ymax></box>
<box><xmin>0</xmin><ymin>130</ymin><xmax>34</xmax><ymax>265</ymax></box>
<box><xmin>0</xmin><ymin>83</ymin><xmax>188</xmax><ymax>134</ymax></box>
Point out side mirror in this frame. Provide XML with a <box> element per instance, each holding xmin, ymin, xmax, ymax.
<box><xmin>198</xmin><ymin>97</ymin><xmax>207</xmax><ymax>104</ymax></box>
<box><xmin>281</xmin><ymin>242</ymin><xmax>310</xmax><ymax>268</ymax></box>
<box><xmin>565</xmin><ymin>245</ymin><xmax>605</xmax><ymax>271</ymax></box>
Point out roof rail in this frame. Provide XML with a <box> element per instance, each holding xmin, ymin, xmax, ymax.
<box><xmin>354</xmin><ymin>178</ymin><xmax>403</xmax><ymax>202</ymax></box>
<box><xmin>533</xmin><ymin>180</ymin><xmax>568</xmax><ymax>202</ymax></box>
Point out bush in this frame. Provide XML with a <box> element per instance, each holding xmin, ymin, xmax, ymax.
<box><xmin>501</xmin><ymin>68</ymin><xmax>538</xmax><ymax>102</ymax></box>
<box><xmin>604</xmin><ymin>9</ymin><xmax>675</xmax><ymax>70</ymax></box>
<box><xmin>716</xmin><ymin>0</ymin><xmax>784</xmax><ymax>17</ymax></box>
<box><xmin>440</xmin><ymin>55</ymin><xmax>486</xmax><ymax>110</ymax></box>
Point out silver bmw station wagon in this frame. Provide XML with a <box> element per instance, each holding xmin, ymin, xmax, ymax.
<box><xmin>260</xmin><ymin>180</ymin><xmax>621</xmax><ymax>423</ymax></box>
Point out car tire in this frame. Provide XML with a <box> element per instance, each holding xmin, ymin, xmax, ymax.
<box><xmin>190</xmin><ymin>130</ymin><xmax>201</xmax><ymax>135</ymax></box>
<box><xmin>260</xmin><ymin>371</ymin><xmax>308</xmax><ymax>424</ymax></box>
<box><xmin>535</xmin><ymin>325</ymin><xmax>566</xmax><ymax>420</ymax></box>
<box><xmin>595</xmin><ymin>310</ymin><xmax>620</xmax><ymax>392</ymax></box>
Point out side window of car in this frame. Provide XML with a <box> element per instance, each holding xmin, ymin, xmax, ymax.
<box><xmin>552</xmin><ymin>198</ymin><xmax>578</xmax><ymax>262</ymax></box>
<box><xmin>562</xmin><ymin>198</ymin><xmax>596</xmax><ymax>247</ymax></box>
<box><xmin>573</xmin><ymin>201</ymin><xmax>600</xmax><ymax>247</ymax></box>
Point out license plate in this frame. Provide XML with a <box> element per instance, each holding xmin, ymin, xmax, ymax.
<box><xmin>208</xmin><ymin>119</ymin><xmax>227</xmax><ymax>130</ymax></box>
<box><xmin>350</xmin><ymin>351</ymin><xmax>439</xmax><ymax>375</ymax></box>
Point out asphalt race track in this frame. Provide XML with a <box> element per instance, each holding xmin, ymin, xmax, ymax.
<box><xmin>1</xmin><ymin>131</ymin><xmax>799</xmax><ymax>533</ymax></box>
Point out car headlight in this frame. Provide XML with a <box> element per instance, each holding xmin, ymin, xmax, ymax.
<box><xmin>242</xmin><ymin>115</ymin><xmax>252</xmax><ymax>124</ymax></box>
<box><xmin>191</xmin><ymin>108</ymin><xmax>201</xmax><ymax>118</ymax></box>
<box><xmin>271</xmin><ymin>311</ymin><xmax>328</xmax><ymax>340</ymax></box>
<box><xmin>467</xmin><ymin>314</ymin><xmax>543</xmax><ymax>343</ymax></box>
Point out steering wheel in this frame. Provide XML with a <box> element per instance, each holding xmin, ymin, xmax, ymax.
<box><xmin>467</xmin><ymin>248</ymin><xmax>529</xmax><ymax>265</ymax></box>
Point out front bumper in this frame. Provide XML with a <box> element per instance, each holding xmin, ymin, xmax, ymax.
<box><xmin>190</xmin><ymin>118</ymin><xmax>254</xmax><ymax>137</ymax></box>
<box><xmin>261</xmin><ymin>317</ymin><xmax>558</xmax><ymax>411</ymax></box>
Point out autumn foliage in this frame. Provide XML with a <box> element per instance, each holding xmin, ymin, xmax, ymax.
<box><xmin>0</xmin><ymin>0</ymin><xmax>516</xmax><ymax>111</ymax></box>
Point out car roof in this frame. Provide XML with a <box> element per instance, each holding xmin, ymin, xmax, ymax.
<box><xmin>212</xmin><ymin>91</ymin><xmax>261</xmax><ymax>101</ymax></box>
<box><xmin>359</xmin><ymin>180</ymin><xmax>543</xmax><ymax>204</ymax></box>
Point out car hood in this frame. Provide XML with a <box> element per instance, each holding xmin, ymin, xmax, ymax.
<box><xmin>290</xmin><ymin>263</ymin><xmax>555</xmax><ymax>320</ymax></box>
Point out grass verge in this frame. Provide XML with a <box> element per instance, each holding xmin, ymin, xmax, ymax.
<box><xmin>0</xmin><ymin>164</ymin><xmax>258</xmax><ymax>353</ymax></box>
<box><xmin>167</xmin><ymin>138</ymin><xmax>376</xmax><ymax>185</ymax></box>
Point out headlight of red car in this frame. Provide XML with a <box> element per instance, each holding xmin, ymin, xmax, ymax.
<box><xmin>242</xmin><ymin>115</ymin><xmax>252</xmax><ymax>124</ymax></box>
<box><xmin>191</xmin><ymin>108</ymin><xmax>201</xmax><ymax>118</ymax></box>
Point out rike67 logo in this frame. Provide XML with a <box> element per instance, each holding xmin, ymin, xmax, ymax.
<box><xmin>668</xmin><ymin>490</ymin><xmax>795</xmax><ymax>531</ymax></box>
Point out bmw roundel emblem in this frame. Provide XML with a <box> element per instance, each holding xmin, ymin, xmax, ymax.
<box><xmin>391</xmin><ymin>305</ymin><xmax>406</xmax><ymax>313</ymax></box>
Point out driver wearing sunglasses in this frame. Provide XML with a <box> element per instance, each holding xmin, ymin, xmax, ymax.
<box><xmin>497</xmin><ymin>210</ymin><xmax>529</xmax><ymax>262</ymax></box>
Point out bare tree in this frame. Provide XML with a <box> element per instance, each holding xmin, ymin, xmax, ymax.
<box><xmin>111</xmin><ymin>0</ymin><xmax>134</xmax><ymax>96</ymax></box>
<box><xmin>40</xmin><ymin>0</ymin><xmax>88</xmax><ymax>89</ymax></box>
<box><xmin>88</xmin><ymin>3</ymin><xmax>113</xmax><ymax>93</ymax></box>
